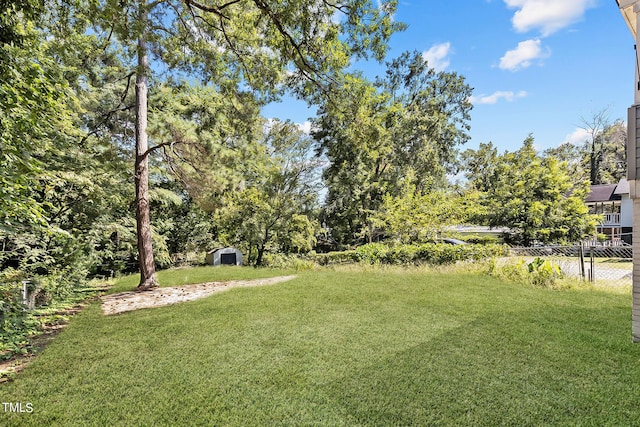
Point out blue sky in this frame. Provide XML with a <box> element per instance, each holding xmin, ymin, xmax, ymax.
<box><xmin>263</xmin><ymin>0</ymin><xmax>636</xmax><ymax>153</ymax></box>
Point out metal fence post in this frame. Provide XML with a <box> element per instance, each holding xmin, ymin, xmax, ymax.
<box><xmin>590</xmin><ymin>246</ymin><xmax>595</xmax><ymax>283</ymax></box>
<box><xmin>579</xmin><ymin>244</ymin><xmax>586</xmax><ymax>281</ymax></box>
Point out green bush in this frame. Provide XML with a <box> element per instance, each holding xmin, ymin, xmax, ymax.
<box><xmin>354</xmin><ymin>243</ymin><xmax>390</xmax><ymax>264</ymax></box>
<box><xmin>308</xmin><ymin>251</ymin><xmax>358</xmax><ymax>266</ymax></box>
<box><xmin>0</xmin><ymin>266</ymin><xmax>99</xmax><ymax>359</ymax></box>
<box><xmin>490</xmin><ymin>257</ymin><xmax>566</xmax><ymax>289</ymax></box>
<box><xmin>526</xmin><ymin>257</ymin><xmax>564</xmax><ymax>288</ymax></box>
<box><xmin>461</xmin><ymin>235</ymin><xmax>500</xmax><ymax>245</ymax></box>
<box><xmin>0</xmin><ymin>271</ymin><xmax>39</xmax><ymax>357</ymax></box>
<box><xmin>312</xmin><ymin>243</ymin><xmax>508</xmax><ymax>266</ymax></box>
<box><xmin>385</xmin><ymin>244</ymin><xmax>419</xmax><ymax>264</ymax></box>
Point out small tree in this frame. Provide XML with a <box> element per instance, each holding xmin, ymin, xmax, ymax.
<box><xmin>371</xmin><ymin>172</ymin><xmax>467</xmax><ymax>243</ymax></box>
<box><xmin>486</xmin><ymin>136</ymin><xmax>598</xmax><ymax>246</ymax></box>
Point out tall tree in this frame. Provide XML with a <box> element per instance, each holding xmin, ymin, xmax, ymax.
<box><xmin>0</xmin><ymin>0</ymin><xmax>148</xmax><ymax>294</ymax></box>
<box><xmin>315</xmin><ymin>73</ymin><xmax>392</xmax><ymax>244</ymax></box>
<box><xmin>580</xmin><ymin>109</ymin><xmax>610</xmax><ymax>185</ymax></box>
<box><xmin>595</xmin><ymin>120</ymin><xmax>626</xmax><ymax>184</ymax></box>
<box><xmin>87</xmin><ymin>0</ymin><xmax>403</xmax><ymax>288</ymax></box>
<box><xmin>543</xmin><ymin>118</ymin><xmax>626</xmax><ymax>186</ymax></box>
<box><xmin>460</xmin><ymin>142</ymin><xmax>500</xmax><ymax>193</ymax></box>
<box><xmin>0</xmin><ymin>0</ymin><xmax>76</xmax><ymax>233</ymax></box>
<box><xmin>217</xmin><ymin>120</ymin><xmax>320</xmax><ymax>265</ymax></box>
<box><xmin>315</xmin><ymin>51</ymin><xmax>472</xmax><ymax>245</ymax></box>
<box><xmin>380</xmin><ymin>51</ymin><xmax>473</xmax><ymax>192</ymax></box>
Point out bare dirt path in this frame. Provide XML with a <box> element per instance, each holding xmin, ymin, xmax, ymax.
<box><xmin>101</xmin><ymin>275</ymin><xmax>297</xmax><ymax>315</ymax></box>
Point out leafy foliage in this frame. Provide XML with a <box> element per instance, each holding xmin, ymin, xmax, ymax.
<box><xmin>0</xmin><ymin>7</ymin><xmax>77</xmax><ymax>232</ymax></box>
<box><xmin>490</xmin><ymin>257</ymin><xmax>566</xmax><ymax>289</ymax></box>
<box><xmin>315</xmin><ymin>52</ymin><xmax>472</xmax><ymax>245</ymax></box>
<box><xmin>465</xmin><ymin>136</ymin><xmax>599</xmax><ymax>246</ymax></box>
<box><xmin>0</xmin><ymin>273</ymin><xmax>38</xmax><ymax>357</ymax></box>
<box><xmin>308</xmin><ymin>243</ymin><xmax>507</xmax><ymax>266</ymax></box>
<box><xmin>149</xmin><ymin>83</ymin><xmax>263</xmax><ymax>210</ymax></box>
<box><xmin>217</xmin><ymin>120</ymin><xmax>320</xmax><ymax>265</ymax></box>
<box><xmin>371</xmin><ymin>172</ymin><xmax>471</xmax><ymax>243</ymax></box>
<box><xmin>543</xmin><ymin>117</ymin><xmax>626</xmax><ymax>186</ymax></box>
<box><xmin>82</xmin><ymin>0</ymin><xmax>404</xmax><ymax>286</ymax></box>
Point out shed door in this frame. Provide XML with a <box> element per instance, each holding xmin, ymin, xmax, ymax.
<box><xmin>220</xmin><ymin>253</ymin><xmax>237</xmax><ymax>265</ymax></box>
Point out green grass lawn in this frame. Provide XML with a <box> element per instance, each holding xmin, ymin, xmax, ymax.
<box><xmin>2</xmin><ymin>267</ymin><xmax>639</xmax><ymax>426</ymax></box>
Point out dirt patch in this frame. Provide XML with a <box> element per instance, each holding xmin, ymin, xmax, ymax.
<box><xmin>101</xmin><ymin>275</ymin><xmax>297</xmax><ymax>316</ymax></box>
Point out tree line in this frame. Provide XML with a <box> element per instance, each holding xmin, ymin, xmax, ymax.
<box><xmin>1</xmin><ymin>0</ymin><xmax>624</xmax><ymax>298</ymax></box>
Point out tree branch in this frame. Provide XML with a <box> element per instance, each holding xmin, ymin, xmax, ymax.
<box><xmin>218</xmin><ymin>0</ymin><xmax>243</xmax><ymax>9</ymax></box>
<box><xmin>149</xmin><ymin>0</ymin><xmax>170</xmax><ymax>10</ymax></box>
<box><xmin>322</xmin><ymin>0</ymin><xmax>350</xmax><ymax>15</ymax></box>
<box><xmin>251</xmin><ymin>0</ymin><xmax>328</xmax><ymax>91</ymax></box>
<box><xmin>80</xmin><ymin>71</ymin><xmax>136</xmax><ymax>146</ymax></box>
<box><xmin>218</xmin><ymin>14</ymin><xmax>253</xmax><ymax>85</ymax></box>
<box><xmin>184</xmin><ymin>0</ymin><xmax>235</xmax><ymax>19</ymax></box>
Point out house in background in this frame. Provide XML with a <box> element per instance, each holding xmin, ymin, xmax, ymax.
<box><xmin>586</xmin><ymin>178</ymin><xmax>633</xmax><ymax>245</ymax></box>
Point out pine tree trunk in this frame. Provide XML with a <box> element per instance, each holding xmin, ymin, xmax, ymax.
<box><xmin>134</xmin><ymin>1</ymin><xmax>158</xmax><ymax>290</ymax></box>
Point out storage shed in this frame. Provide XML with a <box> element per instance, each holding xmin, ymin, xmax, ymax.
<box><xmin>206</xmin><ymin>247</ymin><xmax>243</xmax><ymax>266</ymax></box>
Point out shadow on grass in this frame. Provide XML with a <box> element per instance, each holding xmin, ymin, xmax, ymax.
<box><xmin>325</xmin><ymin>305</ymin><xmax>640</xmax><ymax>426</ymax></box>
<box><xmin>2</xmin><ymin>270</ymin><xmax>639</xmax><ymax>426</ymax></box>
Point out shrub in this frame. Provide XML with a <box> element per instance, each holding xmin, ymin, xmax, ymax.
<box><xmin>312</xmin><ymin>243</ymin><xmax>509</xmax><ymax>267</ymax></box>
<box><xmin>354</xmin><ymin>243</ymin><xmax>390</xmax><ymax>264</ymax></box>
<box><xmin>461</xmin><ymin>235</ymin><xmax>500</xmax><ymax>245</ymax></box>
<box><xmin>0</xmin><ymin>265</ymin><xmax>99</xmax><ymax>359</ymax></box>
<box><xmin>385</xmin><ymin>244</ymin><xmax>419</xmax><ymax>264</ymax></box>
<box><xmin>490</xmin><ymin>257</ymin><xmax>567</xmax><ymax>289</ymax></box>
<box><xmin>0</xmin><ymin>271</ymin><xmax>39</xmax><ymax>357</ymax></box>
<box><xmin>526</xmin><ymin>257</ymin><xmax>564</xmax><ymax>288</ymax></box>
<box><xmin>307</xmin><ymin>251</ymin><xmax>358</xmax><ymax>266</ymax></box>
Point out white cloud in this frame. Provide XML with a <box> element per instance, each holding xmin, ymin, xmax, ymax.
<box><xmin>469</xmin><ymin>90</ymin><xmax>527</xmax><ymax>105</ymax></box>
<box><xmin>499</xmin><ymin>39</ymin><xmax>548</xmax><ymax>71</ymax></box>
<box><xmin>504</xmin><ymin>0</ymin><xmax>596</xmax><ymax>36</ymax></box>
<box><xmin>422</xmin><ymin>42</ymin><xmax>451</xmax><ymax>72</ymax></box>
<box><xmin>564</xmin><ymin>127</ymin><xmax>592</xmax><ymax>145</ymax></box>
<box><xmin>297</xmin><ymin>121</ymin><xmax>312</xmax><ymax>135</ymax></box>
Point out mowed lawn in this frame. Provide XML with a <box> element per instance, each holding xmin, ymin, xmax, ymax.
<box><xmin>2</xmin><ymin>267</ymin><xmax>640</xmax><ymax>426</ymax></box>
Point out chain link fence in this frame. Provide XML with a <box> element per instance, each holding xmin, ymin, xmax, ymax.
<box><xmin>508</xmin><ymin>244</ymin><xmax>633</xmax><ymax>288</ymax></box>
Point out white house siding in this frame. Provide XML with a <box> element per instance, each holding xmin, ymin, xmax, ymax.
<box><xmin>633</xmin><ymin>196</ymin><xmax>640</xmax><ymax>342</ymax></box>
<box><xmin>629</xmin><ymin>105</ymin><xmax>640</xmax><ymax>342</ymax></box>
<box><xmin>621</xmin><ymin>196</ymin><xmax>634</xmax><ymax>228</ymax></box>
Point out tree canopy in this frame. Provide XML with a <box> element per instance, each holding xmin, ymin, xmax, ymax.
<box><xmin>81</xmin><ymin>0</ymin><xmax>405</xmax><ymax>287</ymax></box>
<box><xmin>216</xmin><ymin>120</ymin><xmax>320</xmax><ymax>265</ymax></box>
<box><xmin>314</xmin><ymin>51</ymin><xmax>473</xmax><ymax>245</ymax></box>
<box><xmin>466</xmin><ymin>136</ymin><xmax>599</xmax><ymax>246</ymax></box>
<box><xmin>0</xmin><ymin>0</ymin><xmax>606</xmax><ymax>300</ymax></box>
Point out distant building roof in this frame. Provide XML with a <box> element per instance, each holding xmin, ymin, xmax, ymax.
<box><xmin>614</xmin><ymin>177</ymin><xmax>630</xmax><ymax>195</ymax></box>
<box><xmin>586</xmin><ymin>178</ymin><xmax>629</xmax><ymax>203</ymax></box>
